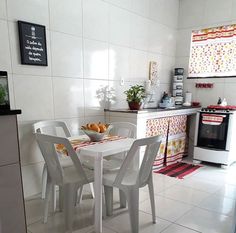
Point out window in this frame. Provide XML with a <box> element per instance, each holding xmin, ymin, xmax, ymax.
<box><xmin>188</xmin><ymin>24</ymin><xmax>236</xmax><ymax>78</ymax></box>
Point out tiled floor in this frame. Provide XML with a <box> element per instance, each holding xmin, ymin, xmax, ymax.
<box><xmin>25</xmin><ymin>162</ymin><xmax>236</xmax><ymax>233</ymax></box>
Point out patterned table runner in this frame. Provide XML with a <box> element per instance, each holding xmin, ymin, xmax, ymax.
<box><xmin>56</xmin><ymin>135</ymin><xmax>124</xmax><ymax>156</ymax></box>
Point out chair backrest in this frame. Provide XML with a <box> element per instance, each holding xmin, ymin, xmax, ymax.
<box><xmin>33</xmin><ymin>120</ymin><xmax>71</xmax><ymax>137</ymax></box>
<box><xmin>114</xmin><ymin>135</ymin><xmax>161</xmax><ymax>188</ymax></box>
<box><xmin>109</xmin><ymin>122</ymin><xmax>137</xmax><ymax>138</ymax></box>
<box><xmin>35</xmin><ymin>133</ymin><xmax>88</xmax><ymax>186</ymax></box>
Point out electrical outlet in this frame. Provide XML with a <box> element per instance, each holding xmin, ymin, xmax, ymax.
<box><xmin>120</xmin><ymin>78</ymin><xmax>124</xmax><ymax>86</ymax></box>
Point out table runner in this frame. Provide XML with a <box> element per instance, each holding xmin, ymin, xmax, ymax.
<box><xmin>56</xmin><ymin>135</ymin><xmax>124</xmax><ymax>155</ymax></box>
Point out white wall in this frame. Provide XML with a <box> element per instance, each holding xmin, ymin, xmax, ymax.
<box><xmin>0</xmin><ymin>0</ymin><xmax>179</xmax><ymax>197</ymax></box>
<box><xmin>176</xmin><ymin>0</ymin><xmax>236</xmax><ymax>107</ymax></box>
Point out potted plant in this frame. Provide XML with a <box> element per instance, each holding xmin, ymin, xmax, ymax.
<box><xmin>124</xmin><ymin>84</ymin><xmax>146</xmax><ymax>110</ymax></box>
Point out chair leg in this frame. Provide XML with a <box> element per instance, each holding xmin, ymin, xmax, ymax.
<box><xmin>148</xmin><ymin>176</ymin><xmax>156</xmax><ymax>223</ymax></box>
<box><xmin>104</xmin><ymin>186</ymin><xmax>113</xmax><ymax>216</ymax></box>
<box><xmin>63</xmin><ymin>184</ymin><xmax>76</xmax><ymax>233</ymax></box>
<box><xmin>43</xmin><ymin>181</ymin><xmax>52</xmax><ymax>223</ymax></box>
<box><xmin>126</xmin><ymin>189</ymin><xmax>139</xmax><ymax>233</ymax></box>
<box><xmin>59</xmin><ymin>186</ymin><xmax>64</xmax><ymax>212</ymax></box>
<box><xmin>52</xmin><ymin>185</ymin><xmax>57</xmax><ymax>212</ymax></box>
<box><xmin>41</xmin><ymin>164</ymin><xmax>47</xmax><ymax>199</ymax></box>
<box><xmin>76</xmin><ymin>186</ymin><xmax>83</xmax><ymax>205</ymax></box>
<box><xmin>119</xmin><ymin>189</ymin><xmax>126</xmax><ymax>208</ymax></box>
<box><xmin>90</xmin><ymin>183</ymin><xmax>95</xmax><ymax>198</ymax></box>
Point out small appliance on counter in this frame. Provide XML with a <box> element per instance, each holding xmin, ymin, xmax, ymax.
<box><xmin>172</xmin><ymin>68</ymin><xmax>184</xmax><ymax>106</ymax></box>
<box><xmin>183</xmin><ymin>92</ymin><xmax>192</xmax><ymax>106</ymax></box>
<box><xmin>193</xmin><ymin>105</ymin><xmax>236</xmax><ymax>168</ymax></box>
<box><xmin>159</xmin><ymin>92</ymin><xmax>175</xmax><ymax>108</ymax></box>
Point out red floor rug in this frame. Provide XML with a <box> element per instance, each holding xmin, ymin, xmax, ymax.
<box><xmin>154</xmin><ymin>162</ymin><xmax>202</xmax><ymax>179</ymax></box>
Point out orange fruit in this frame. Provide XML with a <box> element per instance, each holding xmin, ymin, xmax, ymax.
<box><xmin>90</xmin><ymin>123</ymin><xmax>100</xmax><ymax>132</ymax></box>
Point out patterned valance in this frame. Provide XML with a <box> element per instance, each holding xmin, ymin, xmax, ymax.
<box><xmin>188</xmin><ymin>24</ymin><xmax>236</xmax><ymax>78</ymax></box>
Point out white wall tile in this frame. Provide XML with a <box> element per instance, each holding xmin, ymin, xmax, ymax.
<box><xmin>159</xmin><ymin>55</ymin><xmax>175</xmax><ymax>84</ymax></box>
<box><xmin>148</xmin><ymin>21</ymin><xmax>164</xmax><ymax>54</ymax></box>
<box><xmin>84</xmin><ymin>79</ymin><xmax>109</xmax><ymax>116</ymax></box>
<box><xmin>130</xmin><ymin>14</ymin><xmax>149</xmax><ymax>51</ymax></box>
<box><xmin>49</xmin><ymin>0</ymin><xmax>82</xmax><ymax>37</ymax></box>
<box><xmin>176</xmin><ymin>29</ymin><xmax>192</xmax><ymax>57</ymax></box>
<box><xmin>108</xmin><ymin>80</ymin><xmax>130</xmax><ymax>109</ymax></box>
<box><xmin>130</xmin><ymin>49</ymin><xmax>148</xmax><ymax>80</ymax></box>
<box><xmin>53</xmin><ymin>77</ymin><xmax>84</xmax><ymax>119</ymax></box>
<box><xmin>0</xmin><ymin>20</ymin><xmax>12</xmax><ymax>73</ymax></box>
<box><xmin>109</xmin><ymin>45</ymin><xmax>130</xmax><ymax>80</ymax></box>
<box><xmin>223</xmin><ymin>82</ymin><xmax>236</xmax><ymax>105</ymax></box>
<box><xmin>149</xmin><ymin>0</ymin><xmax>179</xmax><ymax>28</ymax></box>
<box><xmin>0</xmin><ymin>0</ymin><xmax>6</xmax><ymax>19</ymax></box>
<box><xmin>104</xmin><ymin>0</ymin><xmax>132</xmax><ymax>10</ymax></box>
<box><xmin>51</xmin><ymin>31</ymin><xmax>82</xmax><ymax>78</ymax></box>
<box><xmin>80</xmin><ymin>115</ymin><xmax>105</xmax><ymax>126</ymax></box>
<box><xmin>13</xmin><ymin>75</ymin><xmax>54</xmax><ymax>121</ymax></box>
<box><xmin>149</xmin><ymin>23</ymin><xmax>177</xmax><ymax>56</ymax></box>
<box><xmin>204</xmin><ymin>0</ymin><xmax>233</xmax><ymax>25</ymax></box>
<box><xmin>131</xmin><ymin>0</ymin><xmax>149</xmax><ymax>17</ymax></box>
<box><xmin>59</xmin><ymin>117</ymin><xmax>83</xmax><ymax>136</ymax></box>
<box><xmin>7</xmin><ymin>0</ymin><xmax>49</xmax><ymax>27</ymax></box>
<box><xmin>109</xmin><ymin>5</ymin><xmax>131</xmax><ymax>47</ymax></box>
<box><xmin>21</xmin><ymin>162</ymin><xmax>44</xmax><ymax>198</ymax></box>
<box><xmin>232</xmin><ymin>0</ymin><xmax>236</xmax><ymax>20</ymax></box>
<box><xmin>8</xmin><ymin>22</ymin><xmax>52</xmax><ymax>76</ymax></box>
<box><xmin>83</xmin><ymin>0</ymin><xmax>109</xmax><ymax>42</ymax></box>
<box><xmin>162</xmin><ymin>26</ymin><xmax>177</xmax><ymax>56</ymax></box>
<box><xmin>83</xmin><ymin>39</ymin><xmax>109</xmax><ymax>79</ymax></box>
<box><xmin>178</xmin><ymin>0</ymin><xmax>206</xmax><ymax>29</ymax></box>
<box><xmin>18</xmin><ymin>122</ymin><xmax>44</xmax><ymax>166</ymax></box>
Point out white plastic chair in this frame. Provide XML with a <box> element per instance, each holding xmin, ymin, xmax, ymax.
<box><xmin>32</xmin><ymin>121</ymin><xmax>94</xmax><ymax>207</ymax></box>
<box><xmin>103</xmin><ymin>135</ymin><xmax>162</xmax><ymax>233</ymax></box>
<box><xmin>103</xmin><ymin>122</ymin><xmax>137</xmax><ymax>170</ymax></box>
<box><xmin>35</xmin><ymin>133</ymin><xmax>94</xmax><ymax>232</ymax></box>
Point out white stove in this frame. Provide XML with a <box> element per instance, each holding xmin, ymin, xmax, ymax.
<box><xmin>193</xmin><ymin>106</ymin><xmax>236</xmax><ymax>168</ymax></box>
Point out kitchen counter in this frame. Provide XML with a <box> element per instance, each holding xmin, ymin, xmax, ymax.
<box><xmin>105</xmin><ymin>106</ymin><xmax>200</xmax><ymax>120</ymax></box>
<box><xmin>105</xmin><ymin>106</ymin><xmax>199</xmax><ymax>160</ymax></box>
<box><xmin>0</xmin><ymin>109</ymin><xmax>21</xmax><ymax>115</ymax></box>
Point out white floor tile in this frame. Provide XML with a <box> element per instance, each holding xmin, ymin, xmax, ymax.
<box><xmin>160</xmin><ymin>223</ymin><xmax>200</xmax><ymax>233</ymax></box>
<box><xmin>139</xmin><ymin>195</ymin><xmax>193</xmax><ymax>222</ymax></box>
<box><xmin>215</xmin><ymin>184</ymin><xmax>236</xmax><ymax>199</ymax></box>
<box><xmin>143</xmin><ymin>174</ymin><xmax>180</xmax><ymax>194</ymax></box>
<box><xmin>197</xmin><ymin>194</ymin><xmax>236</xmax><ymax>216</ymax></box>
<box><xmin>28</xmin><ymin>198</ymin><xmax>95</xmax><ymax>233</ymax></box>
<box><xmin>178</xmin><ymin>176</ymin><xmax>222</xmax><ymax>194</ymax></box>
<box><xmin>103</xmin><ymin>211</ymin><xmax>171</xmax><ymax>233</ymax></box>
<box><xmin>176</xmin><ymin>207</ymin><xmax>233</xmax><ymax>233</ymax></box>
<box><xmin>158</xmin><ymin>184</ymin><xmax>211</xmax><ymax>205</ymax></box>
<box><xmin>25</xmin><ymin>197</ymin><xmax>45</xmax><ymax>225</ymax></box>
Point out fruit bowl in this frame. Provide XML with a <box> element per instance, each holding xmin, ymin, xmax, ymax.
<box><xmin>81</xmin><ymin>123</ymin><xmax>112</xmax><ymax>142</ymax></box>
<box><xmin>82</xmin><ymin>129</ymin><xmax>107</xmax><ymax>142</ymax></box>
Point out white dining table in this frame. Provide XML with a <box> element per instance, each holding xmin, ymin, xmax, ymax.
<box><xmin>76</xmin><ymin>137</ymin><xmax>135</xmax><ymax>233</ymax></box>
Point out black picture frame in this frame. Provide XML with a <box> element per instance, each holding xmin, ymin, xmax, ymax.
<box><xmin>18</xmin><ymin>20</ymin><xmax>48</xmax><ymax>66</ymax></box>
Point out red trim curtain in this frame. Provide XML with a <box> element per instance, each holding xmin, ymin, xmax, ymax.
<box><xmin>188</xmin><ymin>24</ymin><xmax>236</xmax><ymax>77</ymax></box>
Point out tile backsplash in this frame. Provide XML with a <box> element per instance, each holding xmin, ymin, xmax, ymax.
<box><xmin>0</xmin><ymin>0</ymin><xmax>178</xmax><ymax>197</ymax></box>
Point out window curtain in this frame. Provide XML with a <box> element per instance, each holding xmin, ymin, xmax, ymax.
<box><xmin>188</xmin><ymin>24</ymin><xmax>236</xmax><ymax>78</ymax></box>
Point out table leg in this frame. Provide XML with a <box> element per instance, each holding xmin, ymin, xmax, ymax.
<box><xmin>94</xmin><ymin>156</ymin><xmax>103</xmax><ymax>233</ymax></box>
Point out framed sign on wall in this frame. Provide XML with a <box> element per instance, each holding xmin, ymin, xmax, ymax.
<box><xmin>18</xmin><ymin>21</ymin><xmax>48</xmax><ymax>66</ymax></box>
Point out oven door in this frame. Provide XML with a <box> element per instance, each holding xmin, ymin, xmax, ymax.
<box><xmin>197</xmin><ymin>112</ymin><xmax>230</xmax><ymax>150</ymax></box>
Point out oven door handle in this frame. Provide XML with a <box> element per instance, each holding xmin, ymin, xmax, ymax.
<box><xmin>194</xmin><ymin>112</ymin><xmax>200</xmax><ymax>146</ymax></box>
<box><xmin>225</xmin><ymin>114</ymin><xmax>233</xmax><ymax>151</ymax></box>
